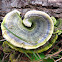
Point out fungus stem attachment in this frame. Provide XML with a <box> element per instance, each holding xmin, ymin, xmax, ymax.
<box><xmin>23</xmin><ymin>19</ymin><xmax>32</xmax><ymax>27</ymax></box>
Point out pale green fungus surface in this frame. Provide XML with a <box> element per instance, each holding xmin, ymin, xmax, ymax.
<box><xmin>1</xmin><ymin>10</ymin><xmax>54</xmax><ymax>49</ymax></box>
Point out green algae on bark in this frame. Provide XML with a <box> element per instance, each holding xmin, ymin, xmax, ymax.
<box><xmin>2</xmin><ymin>34</ymin><xmax>58</xmax><ymax>53</ymax></box>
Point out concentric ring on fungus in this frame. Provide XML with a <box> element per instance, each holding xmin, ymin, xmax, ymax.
<box><xmin>1</xmin><ymin>10</ymin><xmax>54</xmax><ymax>49</ymax></box>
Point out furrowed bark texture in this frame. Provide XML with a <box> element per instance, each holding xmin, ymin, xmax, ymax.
<box><xmin>1</xmin><ymin>0</ymin><xmax>62</xmax><ymax>21</ymax></box>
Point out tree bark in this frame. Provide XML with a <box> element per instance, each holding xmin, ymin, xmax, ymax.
<box><xmin>0</xmin><ymin>0</ymin><xmax>62</xmax><ymax>21</ymax></box>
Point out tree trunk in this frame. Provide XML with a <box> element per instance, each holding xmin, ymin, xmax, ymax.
<box><xmin>0</xmin><ymin>0</ymin><xmax>62</xmax><ymax>21</ymax></box>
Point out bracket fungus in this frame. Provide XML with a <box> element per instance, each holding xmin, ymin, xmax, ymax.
<box><xmin>1</xmin><ymin>10</ymin><xmax>61</xmax><ymax>53</ymax></box>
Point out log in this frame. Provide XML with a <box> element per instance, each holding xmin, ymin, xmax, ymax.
<box><xmin>0</xmin><ymin>0</ymin><xmax>62</xmax><ymax>21</ymax></box>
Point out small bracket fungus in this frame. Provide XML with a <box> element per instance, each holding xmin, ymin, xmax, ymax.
<box><xmin>1</xmin><ymin>10</ymin><xmax>62</xmax><ymax>53</ymax></box>
<box><xmin>1</xmin><ymin>10</ymin><xmax>54</xmax><ymax>49</ymax></box>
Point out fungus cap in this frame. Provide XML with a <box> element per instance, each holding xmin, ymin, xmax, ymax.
<box><xmin>1</xmin><ymin>10</ymin><xmax>54</xmax><ymax>49</ymax></box>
